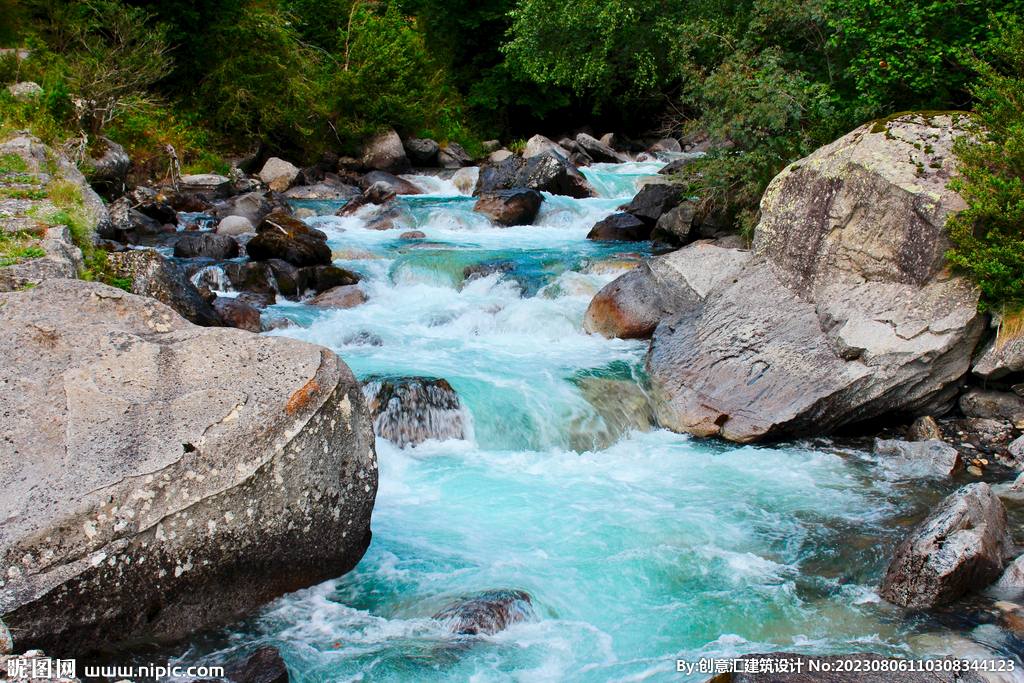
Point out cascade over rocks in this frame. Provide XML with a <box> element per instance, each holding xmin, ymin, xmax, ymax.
<box><xmin>0</xmin><ymin>280</ymin><xmax>376</xmax><ymax>655</ymax></box>
<box><xmin>880</xmin><ymin>483</ymin><xmax>1015</xmax><ymax>607</ymax></box>
<box><xmin>585</xmin><ymin>243</ymin><xmax>750</xmax><ymax>339</ymax></box>
<box><xmin>645</xmin><ymin>114</ymin><xmax>985</xmax><ymax>442</ymax></box>
<box><xmin>362</xmin><ymin>376</ymin><xmax>466</xmax><ymax>447</ymax></box>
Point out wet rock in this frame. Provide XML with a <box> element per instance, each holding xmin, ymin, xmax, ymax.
<box><xmin>335</xmin><ymin>195</ymin><xmax>369</xmax><ymax>216</ymax></box>
<box><xmin>437</xmin><ymin>142</ymin><xmax>473</xmax><ymax>168</ymax></box>
<box><xmin>283</xmin><ymin>183</ymin><xmax>358</xmax><ymax>200</ymax></box>
<box><xmin>359</xmin><ymin>171</ymin><xmax>422</xmax><ymax>196</ymax></box>
<box><xmin>873</xmin><ymin>439</ymin><xmax>964</xmax><ymax>476</ymax></box>
<box><xmin>309</xmin><ymin>285</ymin><xmax>367</xmax><ymax>309</ymax></box>
<box><xmin>302</xmin><ymin>265</ymin><xmax>361</xmax><ymax>295</ymax></box>
<box><xmin>217</xmin><ymin>215</ymin><xmax>255</xmax><ymax>236</ymax></box>
<box><xmin>477</xmin><ymin>151</ymin><xmax>595</xmax><ymax>198</ymax></box>
<box><xmin>212</xmin><ymin>297</ymin><xmax>262</xmax><ymax>332</ymax></box>
<box><xmin>523</xmin><ymin>134</ymin><xmax>570</xmax><ymax>158</ymax></box>
<box><xmin>360</xmin><ymin>129</ymin><xmax>410</xmax><ymax>174</ymax></box>
<box><xmin>178</xmin><ymin>174</ymin><xmax>233</xmax><ymax>199</ymax></box>
<box><xmin>575</xmin><ymin>132</ymin><xmax>628</xmax><ymax>163</ymax></box>
<box><xmin>432</xmin><ymin>589</ymin><xmax>534</xmax><ymax>636</ymax></box>
<box><xmin>259</xmin><ymin>157</ymin><xmax>300</xmax><ymax>193</ymax></box>
<box><xmin>650</xmin><ymin>201</ymin><xmax>699</xmax><ymax>246</ymax></box>
<box><xmin>586</xmin><ymin>212</ymin><xmax>649</xmax><ymax>242</ymax></box>
<box><xmin>84</xmin><ymin>138</ymin><xmax>131</xmax><ymax>197</ymax></box>
<box><xmin>907</xmin><ymin>415</ymin><xmax>943</xmax><ymax>441</ymax></box>
<box><xmin>365</xmin><ymin>181</ymin><xmax>397</xmax><ymax>205</ymax></box>
<box><xmin>262</xmin><ymin>315</ymin><xmax>297</xmax><ymax>332</ymax></box>
<box><xmin>0</xmin><ymin>280</ymin><xmax>376</xmax><ymax>655</ymax></box>
<box><xmin>247</xmin><ymin>214</ymin><xmax>332</xmax><ymax>267</ymax></box>
<box><xmin>405</xmin><ymin>137</ymin><xmax>439</xmax><ymax>166</ymax></box>
<box><xmin>224</xmin><ymin>261</ymin><xmax>277</xmax><ymax>296</ymax></box>
<box><xmin>235</xmin><ymin>291</ymin><xmax>276</xmax><ymax>310</ymax></box>
<box><xmin>881</xmin><ymin>483</ymin><xmax>1015</xmax><ymax>608</ymax></box>
<box><xmin>362</xmin><ymin>376</ymin><xmax>466</xmax><ymax>447</ymax></box>
<box><xmin>108</xmin><ymin>249</ymin><xmax>223</xmax><ymax>327</ymax></box>
<box><xmin>472</xmin><ymin>189</ymin><xmax>544</xmax><ymax>226</ymax></box>
<box><xmin>341</xmin><ymin>331</ymin><xmax>383</xmax><ymax>349</ymax></box>
<box><xmin>173</xmin><ymin>232</ymin><xmax>240</xmax><ymax>260</ymax></box>
<box><xmin>452</xmin><ymin>167</ymin><xmax>479</xmax><ymax>195</ymax></box>
<box><xmin>227</xmin><ymin>646</ymin><xmax>288</xmax><ymax>683</ymax></box>
<box><xmin>647</xmin><ymin>114</ymin><xmax>984</xmax><ymax>443</ymax></box>
<box><xmin>400</xmin><ymin>231</ymin><xmax>426</xmax><ymax>239</ymax></box>
<box><xmin>960</xmin><ymin>388</ymin><xmax>1024</xmax><ymax>423</ymax></box>
<box><xmin>585</xmin><ymin>243</ymin><xmax>750</xmax><ymax>339</ymax></box>
<box><xmin>463</xmin><ymin>259</ymin><xmax>514</xmax><ymax>285</ymax></box>
<box><xmin>619</xmin><ymin>183</ymin><xmax>684</xmax><ymax>226</ymax></box>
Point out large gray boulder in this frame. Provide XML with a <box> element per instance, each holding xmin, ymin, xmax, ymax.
<box><xmin>359</xmin><ymin>129</ymin><xmax>410</xmax><ymax>174</ymax></box>
<box><xmin>523</xmin><ymin>134</ymin><xmax>570</xmax><ymax>159</ymax></box>
<box><xmin>972</xmin><ymin>327</ymin><xmax>1024</xmax><ymax>379</ymax></box>
<box><xmin>477</xmin><ymin>151</ymin><xmax>595</xmax><ymax>199</ymax></box>
<box><xmin>647</xmin><ymin>114</ymin><xmax>985</xmax><ymax>442</ymax></box>
<box><xmin>880</xmin><ymin>483</ymin><xmax>1015</xmax><ymax>608</ymax></box>
<box><xmin>575</xmin><ymin>133</ymin><xmax>628</xmax><ymax>163</ymax></box>
<box><xmin>585</xmin><ymin>243</ymin><xmax>750</xmax><ymax>339</ymax></box>
<box><xmin>0</xmin><ymin>280</ymin><xmax>377</xmax><ymax>654</ymax></box>
<box><xmin>258</xmin><ymin>157</ymin><xmax>300</xmax><ymax>193</ymax></box>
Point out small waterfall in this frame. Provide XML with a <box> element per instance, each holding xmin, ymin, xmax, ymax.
<box><xmin>361</xmin><ymin>376</ymin><xmax>469</xmax><ymax>448</ymax></box>
<box><xmin>190</xmin><ymin>264</ymin><xmax>229</xmax><ymax>292</ymax></box>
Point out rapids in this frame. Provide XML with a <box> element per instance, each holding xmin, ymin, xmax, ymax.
<box><xmin>119</xmin><ymin>160</ymin><xmax>1024</xmax><ymax>682</ymax></box>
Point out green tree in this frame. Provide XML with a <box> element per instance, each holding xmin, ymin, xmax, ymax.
<box><xmin>947</xmin><ymin>18</ymin><xmax>1024</xmax><ymax>310</ymax></box>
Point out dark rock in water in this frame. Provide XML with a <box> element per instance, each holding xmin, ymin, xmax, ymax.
<box><xmin>405</xmin><ymin>137</ymin><xmax>440</xmax><ymax>166</ymax></box>
<box><xmin>880</xmin><ymin>482</ymin><xmax>1015</xmax><ymax>608</ymax></box>
<box><xmin>173</xmin><ymin>232</ymin><xmax>240</xmax><ymax>260</ymax></box>
<box><xmin>959</xmin><ymin>388</ymin><xmax>1024</xmax><ymax>423</ymax></box>
<box><xmin>345</xmin><ymin>331</ymin><xmax>384</xmax><ymax>347</ymax></box>
<box><xmin>432</xmin><ymin>589</ymin><xmax>534</xmax><ymax>636</ymax></box>
<box><xmin>650</xmin><ymin>201</ymin><xmax>699</xmax><ymax>247</ymax></box>
<box><xmin>359</xmin><ymin>171</ymin><xmax>422</xmax><ymax>196</ymax></box>
<box><xmin>302</xmin><ymin>264</ymin><xmax>361</xmax><ymax>295</ymax></box>
<box><xmin>476</xmin><ymin>151</ymin><xmax>594</xmax><ymax>198</ymax></box>
<box><xmin>365</xmin><ymin>181</ymin><xmax>397</xmax><ymax>205</ymax></box>
<box><xmin>586</xmin><ymin>213</ymin><xmax>649</xmax><ymax>242</ymax></box>
<box><xmin>266</xmin><ymin>259</ymin><xmax>304</xmax><ymax>299</ymax></box>
<box><xmin>108</xmin><ymin>249</ymin><xmax>223</xmax><ymax>327</ymax></box>
<box><xmin>463</xmin><ymin>259</ymin><xmax>514</xmax><ymax>285</ymax></box>
<box><xmin>401</xmin><ymin>230</ymin><xmax>426</xmax><ymax>239</ymax></box>
<box><xmin>224</xmin><ymin>261</ymin><xmax>277</xmax><ymax>296</ymax></box>
<box><xmin>247</xmin><ymin>214</ymin><xmax>332</xmax><ymax>267</ymax></box>
<box><xmin>473</xmin><ymin>189</ymin><xmax>543</xmax><ymax>226</ymax></box>
<box><xmin>619</xmin><ymin>183</ymin><xmax>684</xmax><ymax>226</ymax></box>
<box><xmin>703</xmin><ymin>652</ymin><xmax>987</xmax><ymax>682</ymax></box>
<box><xmin>235</xmin><ymin>291</ymin><xmax>276</xmax><ymax>310</ymax></box>
<box><xmin>210</xmin><ymin>191</ymin><xmax>276</xmax><ymax>226</ymax></box>
<box><xmin>362</xmin><ymin>376</ymin><xmax>466</xmax><ymax>447</ymax></box>
<box><xmin>227</xmin><ymin>645</ymin><xmax>289</xmax><ymax>683</ymax></box>
<box><xmin>438</xmin><ymin>142</ymin><xmax>473</xmax><ymax>168</ymax></box>
<box><xmin>213</xmin><ymin>297</ymin><xmax>262</xmax><ymax>332</ymax></box>
<box><xmin>283</xmin><ymin>183</ymin><xmax>359</xmax><ymax>200</ymax></box>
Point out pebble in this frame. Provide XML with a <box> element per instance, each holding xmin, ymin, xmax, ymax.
<box><xmin>968</xmin><ymin>465</ymin><xmax>983</xmax><ymax>476</ymax></box>
<box><xmin>995</xmin><ymin>601</ymin><xmax>1022</xmax><ymax>612</ymax></box>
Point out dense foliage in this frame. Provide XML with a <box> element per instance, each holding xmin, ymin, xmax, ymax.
<box><xmin>946</xmin><ymin>19</ymin><xmax>1024</xmax><ymax>312</ymax></box>
<box><xmin>0</xmin><ymin>0</ymin><xmax>1022</xmax><ymax>277</ymax></box>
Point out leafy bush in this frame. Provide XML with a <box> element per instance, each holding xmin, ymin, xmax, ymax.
<box><xmin>946</xmin><ymin>19</ymin><xmax>1024</xmax><ymax>311</ymax></box>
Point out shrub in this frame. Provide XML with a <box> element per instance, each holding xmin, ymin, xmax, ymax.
<box><xmin>946</xmin><ymin>19</ymin><xmax>1024</xmax><ymax>311</ymax></box>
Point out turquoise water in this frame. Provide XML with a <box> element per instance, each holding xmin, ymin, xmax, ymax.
<box><xmin>157</xmin><ymin>162</ymin><xmax>1023</xmax><ymax>682</ymax></box>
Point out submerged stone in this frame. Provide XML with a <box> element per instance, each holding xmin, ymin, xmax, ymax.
<box><xmin>432</xmin><ymin>589</ymin><xmax>535</xmax><ymax>635</ymax></box>
<box><xmin>362</xmin><ymin>376</ymin><xmax>466</xmax><ymax>448</ymax></box>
